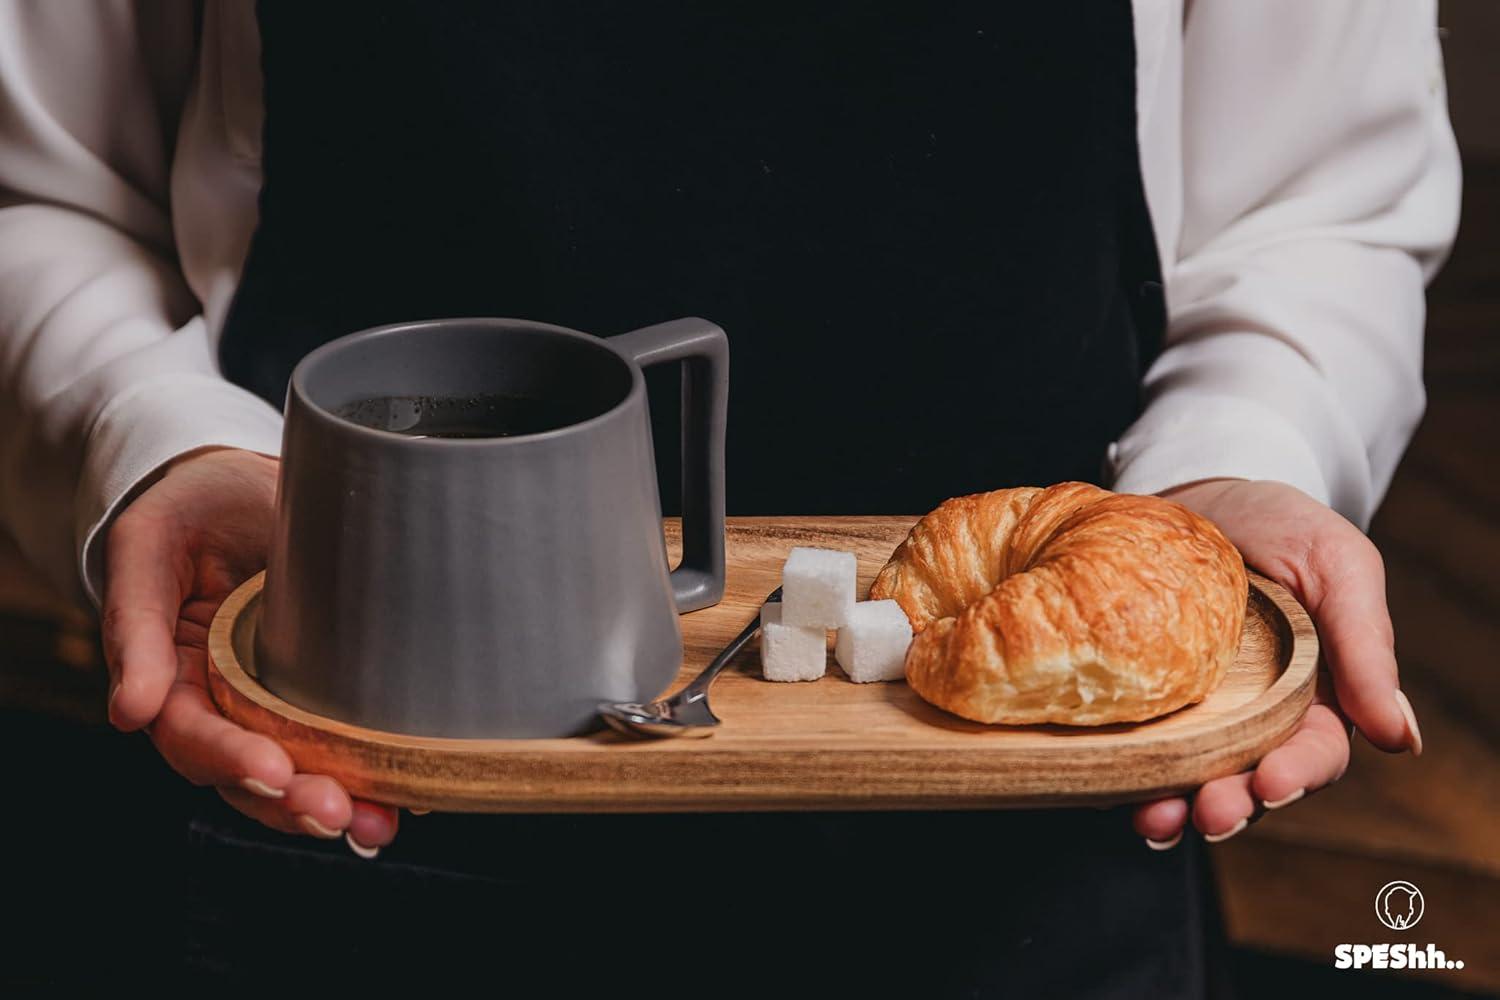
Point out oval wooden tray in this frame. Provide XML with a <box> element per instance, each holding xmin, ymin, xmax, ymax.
<box><xmin>207</xmin><ymin>517</ymin><xmax>1318</xmax><ymax>812</ymax></box>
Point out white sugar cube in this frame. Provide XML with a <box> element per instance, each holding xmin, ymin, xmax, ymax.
<box><xmin>835</xmin><ymin>600</ymin><xmax>913</xmax><ymax>683</ymax></box>
<box><xmin>781</xmin><ymin>547</ymin><xmax>857</xmax><ymax>628</ymax></box>
<box><xmin>759</xmin><ymin>603</ymin><xmax>827</xmax><ymax>682</ymax></box>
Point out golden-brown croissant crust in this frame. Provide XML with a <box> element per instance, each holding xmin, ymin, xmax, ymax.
<box><xmin>870</xmin><ymin>483</ymin><xmax>1247</xmax><ymax>725</ymax></box>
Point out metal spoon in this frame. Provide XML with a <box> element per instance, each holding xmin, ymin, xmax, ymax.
<box><xmin>599</xmin><ymin>586</ymin><xmax>782</xmax><ymax>738</ymax></box>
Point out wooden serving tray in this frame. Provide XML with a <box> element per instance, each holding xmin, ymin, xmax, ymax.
<box><xmin>207</xmin><ymin>517</ymin><xmax>1317</xmax><ymax>812</ymax></box>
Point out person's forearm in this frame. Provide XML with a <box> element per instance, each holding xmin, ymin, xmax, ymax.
<box><xmin>1110</xmin><ymin>0</ymin><xmax>1461</xmax><ymax>527</ymax></box>
<box><xmin>0</xmin><ymin>1</ymin><xmax>282</xmax><ymax>607</ymax></box>
<box><xmin>0</xmin><ymin>205</ymin><xmax>285</xmax><ymax>608</ymax></box>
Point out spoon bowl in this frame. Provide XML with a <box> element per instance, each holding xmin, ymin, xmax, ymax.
<box><xmin>599</xmin><ymin>587</ymin><xmax>781</xmax><ymax>738</ymax></box>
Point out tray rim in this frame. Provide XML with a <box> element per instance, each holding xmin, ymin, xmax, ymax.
<box><xmin>206</xmin><ymin>534</ymin><xmax>1319</xmax><ymax>811</ymax></box>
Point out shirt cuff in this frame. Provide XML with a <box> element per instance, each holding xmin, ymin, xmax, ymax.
<box><xmin>75</xmin><ymin>374</ymin><xmax>284</xmax><ymax>609</ymax></box>
<box><xmin>1106</xmin><ymin>393</ymin><xmax>1333</xmax><ymax>511</ymax></box>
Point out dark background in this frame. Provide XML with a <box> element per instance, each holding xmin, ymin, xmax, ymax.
<box><xmin>1</xmin><ymin>3</ymin><xmax>1497</xmax><ymax>993</ymax></box>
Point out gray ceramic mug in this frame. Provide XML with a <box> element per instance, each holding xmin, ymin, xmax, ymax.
<box><xmin>255</xmin><ymin>317</ymin><xmax>727</xmax><ymax>738</ymax></box>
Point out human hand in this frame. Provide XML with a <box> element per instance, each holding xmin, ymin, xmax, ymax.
<box><xmin>102</xmin><ymin>447</ymin><xmax>402</xmax><ymax>857</ymax></box>
<box><xmin>1131</xmin><ymin>478</ymin><xmax>1421</xmax><ymax>849</ymax></box>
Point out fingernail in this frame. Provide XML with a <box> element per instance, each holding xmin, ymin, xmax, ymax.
<box><xmin>1145</xmin><ymin>831</ymin><xmax>1183</xmax><ymax>851</ymax></box>
<box><xmin>1203</xmin><ymin>818</ymin><xmax>1249</xmax><ymax>844</ymax></box>
<box><xmin>1394</xmin><ymin>689</ymin><xmax>1423</xmax><ymax>757</ymax></box>
<box><xmin>298</xmin><ymin>815</ymin><xmax>343</xmax><ymax>839</ymax></box>
<box><xmin>1262</xmin><ymin>788</ymin><xmax>1306</xmax><ymax>811</ymax></box>
<box><xmin>241</xmin><ymin>777</ymin><xmax>285</xmax><ymax>800</ymax></box>
<box><xmin>106</xmin><ymin>682</ymin><xmax>121</xmax><ymax>724</ymax></box>
<box><xmin>408</xmin><ymin>807</ymin><xmax>431</xmax><ymax>816</ymax></box>
<box><xmin>345</xmin><ymin>832</ymin><xmax>380</xmax><ymax>860</ymax></box>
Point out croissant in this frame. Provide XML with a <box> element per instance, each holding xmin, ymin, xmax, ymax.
<box><xmin>870</xmin><ymin>483</ymin><xmax>1247</xmax><ymax>725</ymax></box>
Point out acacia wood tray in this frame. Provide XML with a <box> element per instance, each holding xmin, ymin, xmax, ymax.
<box><xmin>206</xmin><ymin>516</ymin><xmax>1318</xmax><ymax>812</ymax></box>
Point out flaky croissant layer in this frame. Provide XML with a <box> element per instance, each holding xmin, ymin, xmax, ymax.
<box><xmin>870</xmin><ymin>483</ymin><xmax>1247</xmax><ymax>725</ymax></box>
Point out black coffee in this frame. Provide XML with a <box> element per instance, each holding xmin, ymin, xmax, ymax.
<box><xmin>333</xmin><ymin>393</ymin><xmax>593</xmax><ymax>438</ymax></box>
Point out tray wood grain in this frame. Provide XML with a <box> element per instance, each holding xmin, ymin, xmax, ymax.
<box><xmin>206</xmin><ymin>517</ymin><xmax>1318</xmax><ymax>812</ymax></box>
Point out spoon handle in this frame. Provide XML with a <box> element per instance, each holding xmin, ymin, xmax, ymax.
<box><xmin>680</xmin><ymin>586</ymin><xmax>782</xmax><ymax>700</ymax></box>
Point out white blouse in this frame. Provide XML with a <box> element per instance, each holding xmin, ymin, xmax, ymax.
<box><xmin>0</xmin><ymin>0</ymin><xmax>1462</xmax><ymax>607</ymax></box>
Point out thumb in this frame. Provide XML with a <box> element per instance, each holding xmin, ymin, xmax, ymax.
<box><xmin>1291</xmin><ymin>527</ymin><xmax>1416</xmax><ymax>756</ymax></box>
<box><xmin>101</xmin><ymin>508</ymin><xmax>190</xmax><ymax>732</ymax></box>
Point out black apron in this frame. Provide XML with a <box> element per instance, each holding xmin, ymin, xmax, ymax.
<box><xmin>221</xmin><ymin>0</ymin><xmax>1164</xmax><ymax>513</ymax></box>
<box><xmin>190</xmin><ymin>3</ymin><xmax>1225</xmax><ymax>996</ymax></box>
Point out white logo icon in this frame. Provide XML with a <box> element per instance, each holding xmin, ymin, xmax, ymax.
<box><xmin>1376</xmin><ymin>880</ymin><xmax>1424</xmax><ymax>931</ymax></box>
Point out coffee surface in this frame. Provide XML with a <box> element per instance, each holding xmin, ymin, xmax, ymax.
<box><xmin>333</xmin><ymin>392</ymin><xmax>594</xmax><ymax>438</ymax></box>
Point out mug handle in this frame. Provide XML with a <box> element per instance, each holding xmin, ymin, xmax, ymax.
<box><xmin>609</xmin><ymin>318</ymin><xmax>728</xmax><ymax>613</ymax></box>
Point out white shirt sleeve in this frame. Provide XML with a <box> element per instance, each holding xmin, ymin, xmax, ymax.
<box><xmin>1108</xmin><ymin>0</ymin><xmax>1462</xmax><ymax>529</ymax></box>
<box><xmin>0</xmin><ymin>2</ymin><xmax>282</xmax><ymax>609</ymax></box>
